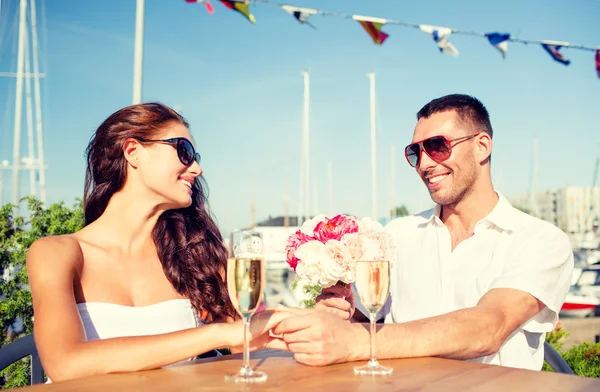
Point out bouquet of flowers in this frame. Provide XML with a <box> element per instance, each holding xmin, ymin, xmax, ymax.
<box><xmin>285</xmin><ymin>214</ymin><xmax>395</xmax><ymax>289</ymax></box>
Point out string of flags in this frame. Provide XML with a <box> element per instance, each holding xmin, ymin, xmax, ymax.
<box><xmin>185</xmin><ymin>0</ymin><xmax>600</xmax><ymax>79</ymax></box>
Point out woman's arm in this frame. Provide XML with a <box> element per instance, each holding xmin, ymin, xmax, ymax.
<box><xmin>27</xmin><ymin>236</ymin><xmax>282</xmax><ymax>382</ymax></box>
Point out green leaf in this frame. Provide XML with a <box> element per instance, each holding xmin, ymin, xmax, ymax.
<box><xmin>1</xmin><ymin>197</ymin><xmax>83</xmax><ymax>388</ymax></box>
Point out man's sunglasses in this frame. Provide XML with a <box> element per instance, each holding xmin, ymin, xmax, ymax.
<box><xmin>134</xmin><ymin>137</ymin><xmax>201</xmax><ymax>167</ymax></box>
<box><xmin>404</xmin><ymin>133</ymin><xmax>480</xmax><ymax>168</ymax></box>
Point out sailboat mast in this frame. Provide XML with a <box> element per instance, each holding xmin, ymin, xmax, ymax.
<box><xmin>132</xmin><ymin>0</ymin><xmax>145</xmax><ymax>104</ymax></box>
<box><xmin>24</xmin><ymin>28</ymin><xmax>36</xmax><ymax>196</ymax></box>
<box><xmin>368</xmin><ymin>72</ymin><xmax>377</xmax><ymax>220</ymax></box>
<box><xmin>303</xmin><ymin>71</ymin><xmax>310</xmax><ymax>219</ymax></box>
<box><xmin>12</xmin><ymin>0</ymin><xmax>28</xmax><ymax>205</ymax></box>
<box><xmin>328</xmin><ymin>161</ymin><xmax>333</xmax><ymax>216</ymax></box>
<box><xmin>250</xmin><ymin>173</ymin><xmax>256</xmax><ymax>229</ymax></box>
<box><xmin>528</xmin><ymin>137</ymin><xmax>538</xmax><ymax>217</ymax></box>
<box><xmin>390</xmin><ymin>145</ymin><xmax>396</xmax><ymax>220</ymax></box>
<box><xmin>284</xmin><ymin>167</ymin><xmax>289</xmax><ymax>227</ymax></box>
<box><xmin>30</xmin><ymin>0</ymin><xmax>46</xmax><ymax>204</ymax></box>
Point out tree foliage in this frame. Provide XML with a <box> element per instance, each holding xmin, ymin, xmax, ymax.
<box><xmin>1</xmin><ymin>198</ymin><xmax>83</xmax><ymax>388</ymax></box>
<box><xmin>390</xmin><ymin>205</ymin><xmax>409</xmax><ymax>219</ymax></box>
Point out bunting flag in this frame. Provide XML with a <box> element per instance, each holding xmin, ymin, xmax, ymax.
<box><xmin>281</xmin><ymin>5</ymin><xmax>317</xmax><ymax>28</ymax></box>
<box><xmin>185</xmin><ymin>0</ymin><xmax>215</xmax><ymax>14</ymax></box>
<box><xmin>182</xmin><ymin>0</ymin><xmax>600</xmax><ymax>78</ymax></box>
<box><xmin>486</xmin><ymin>33</ymin><xmax>510</xmax><ymax>58</ymax></box>
<box><xmin>219</xmin><ymin>0</ymin><xmax>255</xmax><ymax>24</ymax></box>
<box><xmin>419</xmin><ymin>25</ymin><xmax>459</xmax><ymax>56</ymax></box>
<box><xmin>541</xmin><ymin>41</ymin><xmax>571</xmax><ymax>65</ymax></box>
<box><xmin>352</xmin><ymin>15</ymin><xmax>389</xmax><ymax>45</ymax></box>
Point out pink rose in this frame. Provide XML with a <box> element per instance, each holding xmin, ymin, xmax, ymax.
<box><xmin>285</xmin><ymin>230</ymin><xmax>314</xmax><ymax>271</ymax></box>
<box><xmin>314</xmin><ymin>214</ymin><xmax>359</xmax><ymax>242</ymax></box>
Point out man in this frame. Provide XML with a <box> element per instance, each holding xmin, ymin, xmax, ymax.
<box><xmin>271</xmin><ymin>94</ymin><xmax>573</xmax><ymax>370</ymax></box>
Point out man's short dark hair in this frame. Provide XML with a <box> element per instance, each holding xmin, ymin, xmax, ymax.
<box><xmin>416</xmin><ymin>94</ymin><xmax>493</xmax><ymax>139</ymax></box>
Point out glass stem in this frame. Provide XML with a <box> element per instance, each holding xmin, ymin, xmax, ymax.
<box><xmin>369</xmin><ymin>313</ymin><xmax>377</xmax><ymax>365</ymax></box>
<box><xmin>242</xmin><ymin>317</ymin><xmax>252</xmax><ymax>374</ymax></box>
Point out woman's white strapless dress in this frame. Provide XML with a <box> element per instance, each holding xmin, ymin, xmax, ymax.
<box><xmin>45</xmin><ymin>298</ymin><xmax>200</xmax><ymax>383</ymax></box>
<box><xmin>77</xmin><ymin>298</ymin><xmax>200</xmax><ymax>340</ymax></box>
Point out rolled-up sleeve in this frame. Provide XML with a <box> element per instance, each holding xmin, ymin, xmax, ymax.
<box><xmin>488</xmin><ymin>227</ymin><xmax>574</xmax><ymax>333</ymax></box>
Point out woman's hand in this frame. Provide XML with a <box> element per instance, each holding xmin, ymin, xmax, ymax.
<box><xmin>228</xmin><ymin>307</ymin><xmax>295</xmax><ymax>352</ymax></box>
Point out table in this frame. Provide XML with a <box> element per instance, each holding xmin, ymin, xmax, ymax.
<box><xmin>15</xmin><ymin>349</ymin><xmax>600</xmax><ymax>391</ymax></box>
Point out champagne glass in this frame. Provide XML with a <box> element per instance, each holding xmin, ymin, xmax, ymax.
<box><xmin>353</xmin><ymin>232</ymin><xmax>393</xmax><ymax>375</ymax></box>
<box><xmin>225</xmin><ymin>230</ymin><xmax>267</xmax><ymax>383</ymax></box>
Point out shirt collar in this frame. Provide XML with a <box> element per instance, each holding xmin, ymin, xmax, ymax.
<box><xmin>480</xmin><ymin>192</ymin><xmax>515</xmax><ymax>233</ymax></box>
<box><xmin>421</xmin><ymin>192</ymin><xmax>515</xmax><ymax>232</ymax></box>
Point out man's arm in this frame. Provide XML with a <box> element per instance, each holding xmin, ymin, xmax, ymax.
<box><xmin>272</xmin><ymin>287</ymin><xmax>543</xmax><ymax>366</ymax></box>
<box><xmin>372</xmin><ymin>288</ymin><xmax>543</xmax><ymax>360</ymax></box>
<box><xmin>274</xmin><ymin>226</ymin><xmax>572</xmax><ymax>366</ymax></box>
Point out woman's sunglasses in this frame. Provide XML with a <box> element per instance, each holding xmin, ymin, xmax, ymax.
<box><xmin>404</xmin><ymin>133</ymin><xmax>479</xmax><ymax>168</ymax></box>
<box><xmin>134</xmin><ymin>137</ymin><xmax>201</xmax><ymax>167</ymax></box>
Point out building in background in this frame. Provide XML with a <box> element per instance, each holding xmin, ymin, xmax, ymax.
<box><xmin>507</xmin><ymin>186</ymin><xmax>600</xmax><ymax>250</ymax></box>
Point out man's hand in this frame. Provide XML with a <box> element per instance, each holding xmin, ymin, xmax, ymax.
<box><xmin>229</xmin><ymin>307</ymin><xmax>295</xmax><ymax>352</ymax></box>
<box><xmin>315</xmin><ymin>283</ymin><xmax>355</xmax><ymax>320</ymax></box>
<box><xmin>269</xmin><ymin>309</ymin><xmax>366</xmax><ymax>366</ymax></box>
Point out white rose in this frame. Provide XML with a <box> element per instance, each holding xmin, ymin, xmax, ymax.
<box><xmin>385</xmin><ymin>232</ymin><xmax>397</xmax><ymax>267</ymax></box>
<box><xmin>321</xmin><ymin>240</ymin><xmax>355</xmax><ymax>285</ymax></box>
<box><xmin>341</xmin><ymin>233</ymin><xmax>365</xmax><ymax>260</ymax></box>
<box><xmin>358</xmin><ymin>217</ymin><xmax>384</xmax><ymax>234</ymax></box>
<box><xmin>300</xmin><ymin>214</ymin><xmax>328</xmax><ymax>236</ymax></box>
<box><xmin>362</xmin><ymin>234</ymin><xmax>386</xmax><ymax>261</ymax></box>
<box><xmin>294</xmin><ymin>241</ymin><xmax>326</xmax><ymax>285</ymax></box>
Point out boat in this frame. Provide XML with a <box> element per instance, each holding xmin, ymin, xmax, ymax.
<box><xmin>560</xmin><ymin>264</ymin><xmax>600</xmax><ymax>318</ymax></box>
<box><xmin>560</xmin><ymin>292</ymin><xmax>600</xmax><ymax>318</ymax></box>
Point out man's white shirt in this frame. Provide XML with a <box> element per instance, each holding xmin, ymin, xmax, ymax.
<box><xmin>354</xmin><ymin>193</ymin><xmax>574</xmax><ymax>370</ymax></box>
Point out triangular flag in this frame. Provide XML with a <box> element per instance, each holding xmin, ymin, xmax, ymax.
<box><xmin>185</xmin><ymin>0</ymin><xmax>214</xmax><ymax>13</ymax></box>
<box><xmin>420</xmin><ymin>25</ymin><xmax>459</xmax><ymax>56</ymax></box>
<box><xmin>352</xmin><ymin>15</ymin><xmax>389</xmax><ymax>45</ymax></box>
<box><xmin>541</xmin><ymin>41</ymin><xmax>571</xmax><ymax>65</ymax></box>
<box><xmin>595</xmin><ymin>49</ymin><xmax>600</xmax><ymax>78</ymax></box>
<box><xmin>281</xmin><ymin>5</ymin><xmax>317</xmax><ymax>28</ymax></box>
<box><xmin>485</xmin><ymin>33</ymin><xmax>510</xmax><ymax>58</ymax></box>
<box><xmin>219</xmin><ymin>0</ymin><xmax>255</xmax><ymax>24</ymax></box>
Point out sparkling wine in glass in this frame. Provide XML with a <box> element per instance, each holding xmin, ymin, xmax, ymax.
<box><xmin>225</xmin><ymin>230</ymin><xmax>267</xmax><ymax>383</ymax></box>
<box><xmin>353</xmin><ymin>233</ymin><xmax>393</xmax><ymax>375</ymax></box>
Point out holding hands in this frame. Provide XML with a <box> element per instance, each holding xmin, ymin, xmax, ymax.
<box><xmin>314</xmin><ymin>283</ymin><xmax>356</xmax><ymax>321</ymax></box>
<box><xmin>267</xmin><ymin>306</ymin><xmax>365</xmax><ymax>366</ymax></box>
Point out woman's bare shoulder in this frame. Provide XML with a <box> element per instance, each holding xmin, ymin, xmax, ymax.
<box><xmin>26</xmin><ymin>234</ymin><xmax>84</xmax><ymax>273</ymax></box>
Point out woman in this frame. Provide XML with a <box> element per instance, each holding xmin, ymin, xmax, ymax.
<box><xmin>27</xmin><ymin>103</ymin><xmax>285</xmax><ymax>382</ymax></box>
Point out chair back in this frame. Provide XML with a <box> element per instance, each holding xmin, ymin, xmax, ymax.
<box><xmin>544</xmin><ymin>341</ymin><xmax>574</xmax><ymax>374</ymax></box>
<box><xmin>0</xmin><ymin>334</ymin><xmax>45</xmax><ymax>385</ymax></box>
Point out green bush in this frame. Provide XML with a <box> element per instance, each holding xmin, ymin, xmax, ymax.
<box><xmin>1</xmin><ymin>198</ymin><xmax>83</xmax><ymax>389</ymax></box>
<box><xmin>562</xmin><ymin>342</ymin><xmax>600</xmax><ymax>377</ymax></box>
<box><xmin>543</xmin><ymin>324</ymin><xmax>600</xmax><ymax>377</ymax></box>
<box><xmin>290</xmin><ymin>280</ymin><xmax>321</xmax><ymax>309</ymax></box>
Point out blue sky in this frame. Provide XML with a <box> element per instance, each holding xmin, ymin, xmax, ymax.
<box><xmin>0</xmin><ymin>0</ymin><xmax>599</xmax><ymax>234</ymax></box>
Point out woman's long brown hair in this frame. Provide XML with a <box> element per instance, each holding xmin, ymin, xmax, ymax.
<box><xmin>83</xmin><ymin>102</ymin><xmax>235</xmax><ymax>322</ymax></box>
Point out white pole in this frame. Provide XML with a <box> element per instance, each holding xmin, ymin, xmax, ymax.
<box><xmin>132</xmin><ymin>0</ymin><xmax>145</xmax><ymax>104</ymax></box>
<box><xmin>12</xmin><ymin>0</ymin><xmax>28</xmax><ymax>205</ymax></box>
<box><xmin>303</xmin><ymin>71</ymin><xmax>310</xmax><ymax>219</ymax></box>
<box><xmin>24</xmin><ymin>27</ymin><xmax>36</xmax><ymax>197</ymax></box>
<box><xmin>528</xmin><ymin>137</ymin><xmax>538</xmax><ymax>217</ymax></box>
<box><xmin>283</xmin><ymin>167</ymin><xmax>289</xmax><ymax>227</ymax></box>
<box><xmin>368</xmin><ymin>72</ymin><xmax>377</xmax><ymax>220</ymax></box>
<box><xmin>312</xmin><ymin>187</ymin><xmax>318</xmax><ymax>218</ymax></box>
<box><xmin>30</xmin><ymin>0</ymin><xmax>46</xmax><ymax>204</ymax></box>
<box><xmin>390</xmin><ymin>145</ymin><xmax>396</xmax><ymax>220</ymax></box>
<box><xmin>328</xmin><ymin>161</ymin><xmax>333</xmax><ymax>216</ymax></box>
<box><xmin>298</xmin><ymin>155</ymin><xmax>303</xmax><ymax>226</ymax></box>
